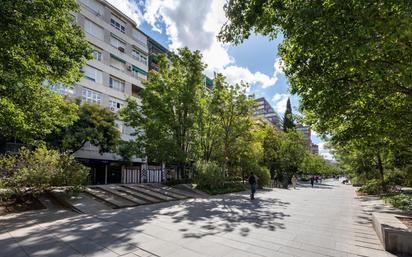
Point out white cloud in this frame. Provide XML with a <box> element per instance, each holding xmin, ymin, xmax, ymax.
<box><xmin>141</xmin><ymin>0</ymin><xmax>282</xmax><ymax>89</ymax></box>
<box><xmin>271</xmin><ymin>93</ymin><xmax>290</xmax><ymax>114</ymax></box>
<box><xmin>106</xmin><ymin>0</ymin><xmax>144</xmax><ymax>26</ymax></box>
<box><xmin>318</xmin><ymin>142</ymin><xmax>333</xmax><ymax>160</ymax></box>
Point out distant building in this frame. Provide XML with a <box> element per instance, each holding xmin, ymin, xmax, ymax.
<box><xmin>254</xmin><ymin>97</ymin><xmax>281</xmax><ymax>129</ymax></box>
<box><xmin>311</xmin><ymin>143</ymin><xmax>319</xmax><ymax>155</ymax></box>
<box><xmin>296</xmin><ymin>123</ymin><xmax>311</xmax><ymax>142</ymax></box>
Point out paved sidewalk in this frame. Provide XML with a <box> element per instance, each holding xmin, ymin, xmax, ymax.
<box><xmin>0</xmin><ymin>181</ymin><xmax>397</xmax><ymax>257</ymax></box>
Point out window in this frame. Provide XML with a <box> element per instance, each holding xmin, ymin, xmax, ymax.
<box><xmin>84</xmin><ymin>19</ymin><xmax>104</xmax><ymax>40</ymax></box>
<box><xmin>109</xmin><ymin>77</ymin><xmax>125</xmax><ymax>92</ymax></box>
<box><xmin>110</xmin><ymin>15</ymin><xmax>126</xmax><ymax>33</ymax></box>
<box><xmin>82</xmin><ymin>88</ymin><xmax>102</xmax><ymax>104</ymax></box>
<box><xmin>132</xmin><ymin>49</ymin><xmax>147</xmax><ymax>65</ymax></box>
<box><xmin>92</xmin><ymin>49</ymin><xmax>102</xmax><ymax>61</ymax></box>
<box><xmin>82</xmin><ymin>65</ymin><xmax>102</xmax><ymax>83</ymax></box>
<box><xmin>109</xmin><ymin>98</ymin><xmax>124</xmax><ymax>111</ymax></box>
<box><xmin>132</xmin><ymin>29</ymin><xmax>147</xmax><ymax>46</ymax></box>
<box><xmin>131</xmin><ymin>65</ymin><xmax>147</xmax><ymax>81</ymax></box>
<box><xmin>110</xmin><ymin>35</ymin><xmax>126</xmax><ymax>50</ymax></box>
<box><xmin>81</xmin><ymin>0</ymin><xmax>104</xmax><ymax>15</ymax></box>
<box><xmin>110</xmin><ymin>55</ymin><xmax>125</xmax><ymax>71</ymax></box>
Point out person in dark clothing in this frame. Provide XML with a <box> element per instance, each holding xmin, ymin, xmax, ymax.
<box><xmin>310</xmin><ymin>176</ymin><xmax>315</xmax><ymax>188</ymax></box>
<box><xmin>248</xmin><ymin>172</ymin><xmax>257</xmax><ymax>200</ymax></box>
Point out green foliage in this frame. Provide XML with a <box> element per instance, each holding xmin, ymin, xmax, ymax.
<box><xmin>121</xmin><ymin>48</ymin><xmax>205</xmax><ymax>177</ymax></box>
<box><xmin>0</xmin><ymin>0</ymin><xmax>91</xmax><ymax>143</ymax></box>
<box><xmin>282</xmin><ymin>98</ymin><xmax>294</xmax><ymax>131</ymax></box>
<box><xmin>0</xmin><ymin>147</ymin><xmax>89</xmax><ymax>200</ymax></box>
<box><xmin>382</xmin><ymin>193</ymin><xmax>412</xmax><ymax>211</ymax></box>
<box><xmin>358</xmin><ymin>179</ymin><xmax>382</xmax><ymax>195</ymax></box>
<box><xmin>47</xmin><ymin>103</ymin><xmax>120</xmax><ymax>153</ymax></box>
<box><xmin>254</xmin><ymin>165</ymin><xmax>271</xmax><ymax>188</ymax></box>
<box><xmin>194</xmin><ymin>161</ymin><xmax>225</xmax><ymax>191</ymax></box>
<box><xmin>209</xmin><ymin>75</ymin><xmax>255</xmax><ymax>172</ymax></box>
<box><xmin>219</xmin><ymin>0</ymin><xmax>412</xmax><ymax>188</ymax></box>
<box><xmin>201</xmin><ymin>182</ymin><xmax>245</xmax><ymax>195</ymax></box>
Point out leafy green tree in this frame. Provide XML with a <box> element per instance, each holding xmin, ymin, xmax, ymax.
<box><xmin>210</xmin><ymin>76</ymin><xmax>255</xmax><ymax>173</ymax></box>
<box><xmin>47</xmin><ymin>103</ymin><xmax>120</xmax><ymax>154</ymax></box>
<box><xmin>218</xmin><ymin>0</ymin><xmax>412</xmax><ymax>180</ymax></box>
<box><xmin>282</xmin><ymin>97</ymin><xmax>294</xmax><ymax>131</ymax></box>
<box><xmin>121</xmin><ymin>48</ymin><xmax>205</xmax><ymax>178</ymax></box>
<box><xmin>196</xmin><ymin>76</ymin><xmax>224</xmax><ymax>162</ymax></box>
<box><xmin>0</xmin><ymin>0</ymin><xmax>91</xmax><ymax>143</ymax></box>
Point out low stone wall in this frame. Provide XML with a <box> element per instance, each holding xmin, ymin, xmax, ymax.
<box><xmin>372</xmin><ymin>212</ymin><xmax>412</xmax><ymax>255</ymax></box>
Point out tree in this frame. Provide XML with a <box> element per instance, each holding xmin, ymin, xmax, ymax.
<box><xmin>47</xmin><ymin>103</ymin><xmax>120</xmax><ymax>154</ymax></box>
<box><xmin>121</xmin><ymin>48</ymin><xmax>205</xmax><ymax>178</ymax></box>
<box><xmin>282</xmin><ymin>97</ymin><xmax>294</xmax><ymax>131</ymax></box>
<box><xmin>218</xmin><ymin>0</ymin><xmax>412</xmax><ymax>182</ymax></box>
<box><xmin>210</xmin><ymin>76</ymin><xmax>255</xmax><ymax>174</ymax></box>
<box><xmin>0</xmin><ymin>0</ymin><xmax>91</xmax><ymax>143</ymax></box>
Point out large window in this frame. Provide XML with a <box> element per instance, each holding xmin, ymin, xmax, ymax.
<box><xmin>83</xmin><ymin>65</ymin><xmax>102</xmax><ymax>83</ymax></box>
<box><xmin>110</xmin><ymin>15</ymin><xmax>126</xmax><ymax>33</ymax></box>
<box><xmin>132</xmin><ymin>49</ymin><xmax>147</xmax><ymax>65</ymax></box>
<box><xmin>109</xmin><ymin>76</ymin><xmax>125</xmax><ymax>92</ymax></box>
<box><xmin>131</xmin><ymin>65</ymin><xmax>147</xmax><ymax>81</ymax></box>
<box><xmin>83</xmin><ymin>65</ymin><xmax>102</xmax><ymax>84</ymax></box>
<box><xmin>84</xmin><ymin>19</ymin><xmax>104</xmax><ymax>40</ymax></box>
<box><xmin>109</xmin><ymin>98</ymin><xmax>124</xmax><ymax>111</ymax></box>
<box><xmin>92</xmin><ymin>49</ymin><xmax>102</xmax><ymax>61</ymax></box>
<box><xmin>110</xmin><ymin>35</ymin><xmax>126</xmax><ymax>50</ymax></box>
<box><xmin>110</xmin><ymin>55</ymin><xmax>125</xmax><ymax>71</ymax></box>
<box><xmin>82</xmin><ymin>88</ymin><xmax>102</xmax><ymax>104</ymax></box>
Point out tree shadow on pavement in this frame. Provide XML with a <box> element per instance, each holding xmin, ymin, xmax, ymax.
<box><xmin>0</xmin><ymin>191</ymin><xmax>290</xmax><ymax>256</ymax></box>
<box><xmin>161</xmin><ymin>193</ymin><xmax>290</xmax><ymax>238</ymax></box>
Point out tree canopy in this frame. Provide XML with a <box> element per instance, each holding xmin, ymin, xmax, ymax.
<box><xmin>47</xmin><ymin>103</ymin><xmax>120</xmax><ymax>154</ymax></box>
<box><xmin>121</xmin><ymin>48</ymin><xmax>205</xmax><ymax>176</ymax></box>
<box><xmin>218</xmin><ymin>0</ymin><xmax>412</xmax><ymax>187</ymax></box>
<box><xmin>0</xmin><ymin>0</ymin><xmax>91</xmax><ymax>143</ymax></box>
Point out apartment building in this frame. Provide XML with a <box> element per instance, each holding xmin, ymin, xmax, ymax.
<box><xmin>311</xmin><ymin>143</ymin><xmax>319</xmax><ymax>155</ymax></box>
<box><xmin>254</xmin><ymin>97</ymin><xmax>282</xmax><ymax>129</ymax></box>
<box><xmin>67</xmin><ymin>0</ymin><xmax>151</xmax><ymax>184</ymax></box>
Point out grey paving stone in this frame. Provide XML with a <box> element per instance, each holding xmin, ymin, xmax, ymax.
<box><xmin>1</xmin><ymin>180</ymin><xmax>398</xmax><ymax>257</ymax></box>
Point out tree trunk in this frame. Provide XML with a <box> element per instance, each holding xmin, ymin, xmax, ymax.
<box><xmin>377</xmin><ymin>154</ymin><xmax>385</xmax><ymax>192</ymax></box>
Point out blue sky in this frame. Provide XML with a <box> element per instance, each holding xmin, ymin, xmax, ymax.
<box><xmin>108</xmin><ymin>0</ymin><xmax>331</xmax><ymax>159</ymax></box>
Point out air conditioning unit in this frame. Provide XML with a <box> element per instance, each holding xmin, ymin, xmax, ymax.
<box><xmin>96</xmin><ymin>11</ymin><xmax>102</xmax><ymax>17</ymax></box>
<box><xmin>118</xmin><ymin>47</ymin><xmax>125</xmax><ymax>53</ymax></box>
<box><xmin>110</xmin><ymin>107</ymin><xmax>115</xmax><ymax>111</ymax></box>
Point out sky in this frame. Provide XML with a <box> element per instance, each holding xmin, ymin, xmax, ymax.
<box><xmin>107</xmin><ymin>0</ymin><xmax>332</xmax><ymax>159</ymax></box>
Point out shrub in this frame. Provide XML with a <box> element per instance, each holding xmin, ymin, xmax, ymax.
<box><xmin>358</xmin><ymin>179</ymin><xmax>381</xmax><ymax>195</ymax></box>
<box><xmin>163</xmin><ymin>178</ymin><xmax>193</xmax><ymax>186</ymax></box>
<box><xmin>203</xmin><ymin>181</ymin><xmax>245</xmax><ymax>195</ymax></box>
<box><xmin>254</xmin><ymin>166</ymin><xmax>271</xmax><ymax>188</ymax></box>
<box><xmin>382</xmin><ymin>193</ymin><xmax>412</xmax><ymax>211</ymax></box>
<box><xmin>0</xmin><ymin>147</ymin><xmax>89</xmax><ymax>201</ymax></box>
<box><xmin>194</xmin><ymin>161</ymin><xmax>225</xmax><ymax>191</ymax></box>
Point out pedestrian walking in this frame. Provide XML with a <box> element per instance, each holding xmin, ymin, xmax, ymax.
<box><xmin>291</xmin><ymin>175</ymin><xmax>297</xmax><ymax>189</ymax></box>
<box><xmin>248</xmin><ymin>172</ymin><xmax>257</xmax><ymax>200</ymax></box>
<box><xmin>310</xmin><ymin>176</ymin><xmax>314</xmax><ymax>188</ymax></box>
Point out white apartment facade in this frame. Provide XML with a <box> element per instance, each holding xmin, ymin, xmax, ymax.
<box><xmin>69</xmin><ymin>0</ymin><xmax>153</xmax><ymax>184</ymax></box>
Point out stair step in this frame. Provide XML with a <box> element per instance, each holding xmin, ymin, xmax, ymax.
<box><xmin>85</xmin><ymin>187</ymin><xmax>136</xmax><ymax>208</ymax></box>
<box><xmin>122</xmin><ymin>185</ymin><xmax>175</xmax><ymax>201</ymax></box>
<box><xmin>139</xmin><ymin>184</ymin><xmax>188</xmax><ymax>200</ymax></box>
<box><xmin>116</xmin><ymin>187</ymin><xmax>161</xmax><ymax>204</ymax></box>
<box><xmin>95</xmin><ymin>186</ymin><xmax>147</xmax><ymax>206</ymax></box>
